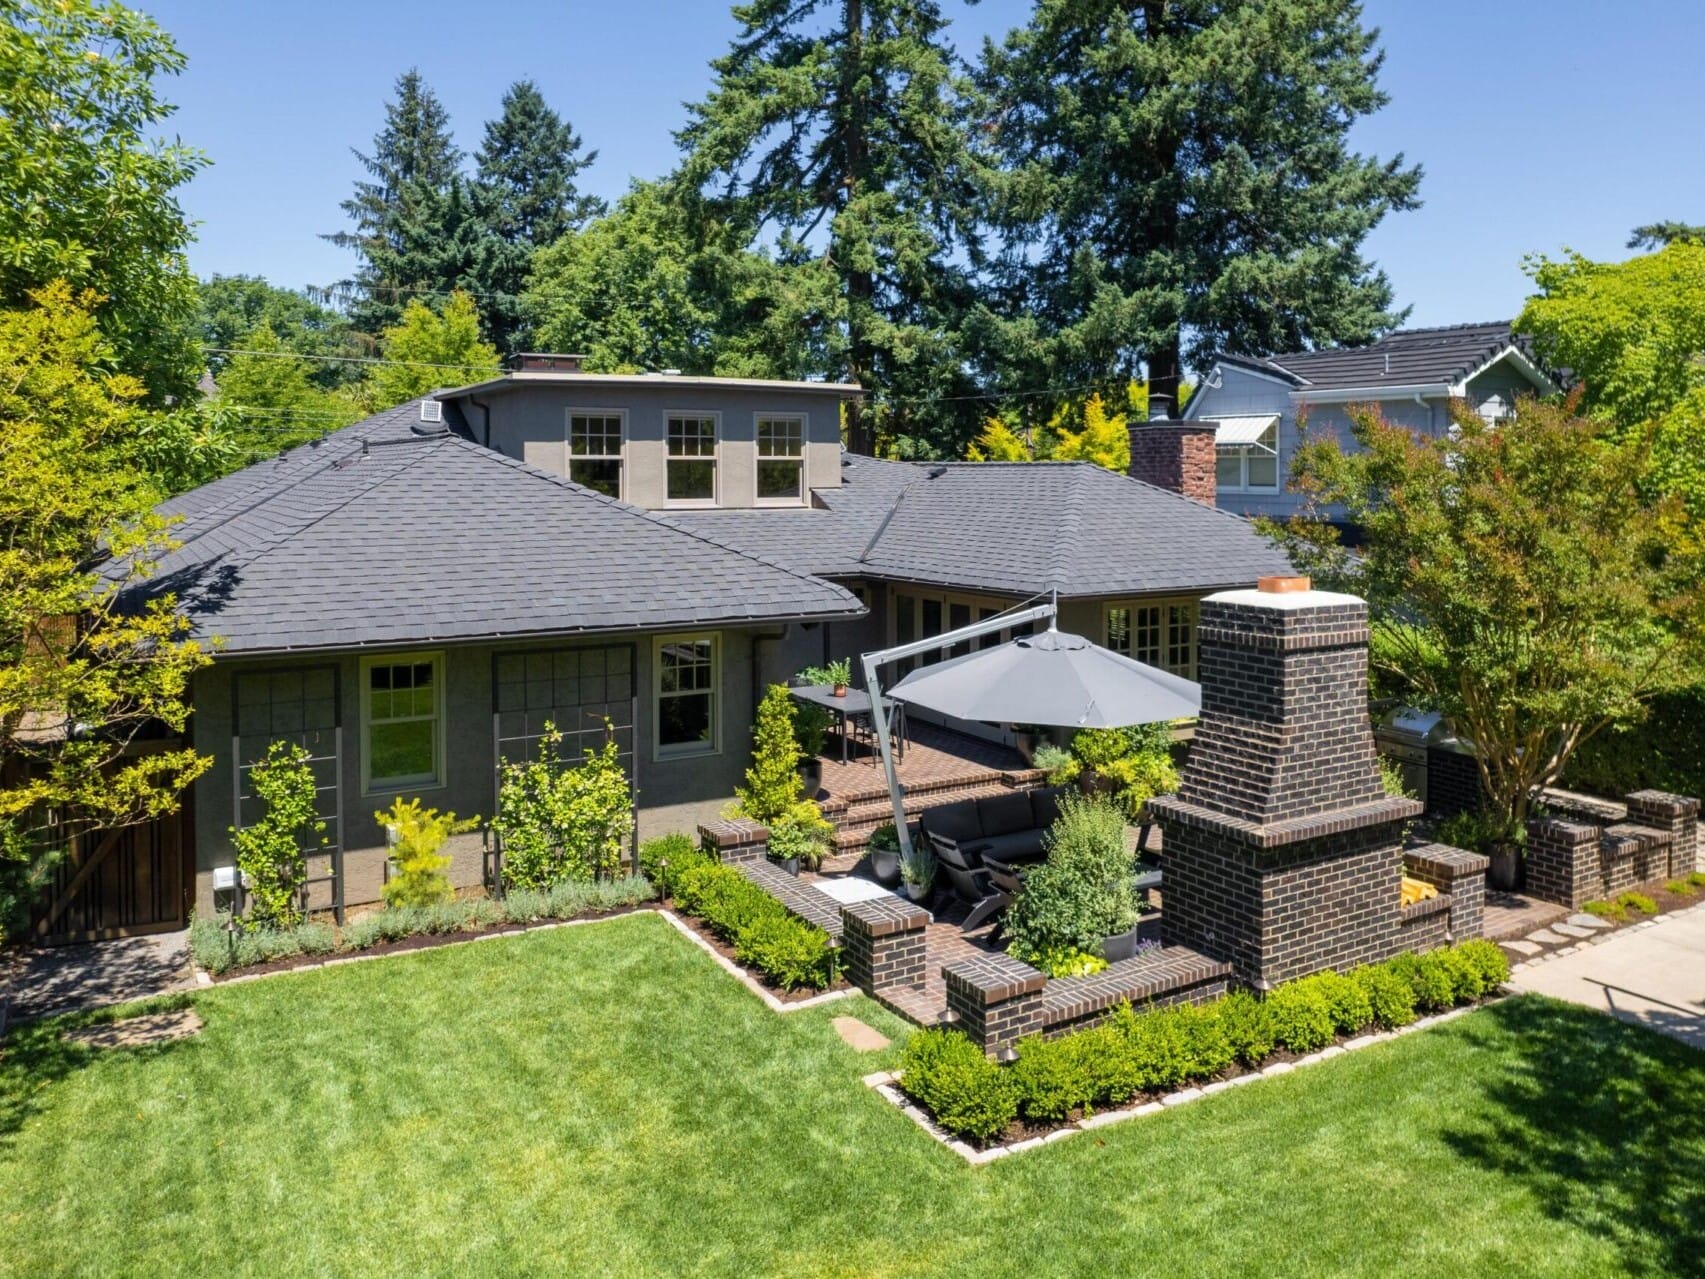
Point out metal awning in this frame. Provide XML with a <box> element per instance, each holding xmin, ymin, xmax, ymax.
<box><xmin>1207</xmin><ymin>415</ymin><xmax>1278</xmax><ymax>447</ymax></box>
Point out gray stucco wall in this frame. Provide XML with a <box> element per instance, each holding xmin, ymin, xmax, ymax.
<box><xmin>188</xmin><ymin>628</ymin><xmax>777</xmax><ymax>912</ymax></box>
<box><xmin>473</xmin><ymin>382</ymin><xmax>845</xmax><ymax>510</ymax></box>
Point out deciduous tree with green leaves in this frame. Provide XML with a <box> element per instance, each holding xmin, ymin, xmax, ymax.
<box><xmin>0</xmin><ymin>284</ymin><xmax>213</xmax><ymax>938</ymax></box>
<box><xmin>1272</xmin><ymin>395</ymin><xmax>1705</xmax><ymax>830</ymax></box>
<box><xmin>366</xmin><ymin>291</ymin><xmax>500</xmax><ymax>407</ymax></box>
<box><xmin>971</xmin><ymin>0</ymin><xmax>1420</xmax><ymax>413</ymax></box>
<box><xmin>196</xmin><ymin>275</ymin><xmax>358</xmax><ymax>388</ymax></box>
<box><xmin>0</xmin><ymin>0</ymin><xmax>207</xmax><ymax>401</ymax></box>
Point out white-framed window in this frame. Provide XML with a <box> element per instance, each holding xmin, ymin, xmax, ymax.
<box><xmin>654</xmin><ymin>633</ymin><xmax>719</xmax><ymax>758</ymax></box>
<box><xmin>666</xmin><ymin>413</ymin><xmax>718</xmax><ymax>506</ymax></box>
<box><xmin>756</xmin><ymin>414</ymin><xmax>806</xmax><ymax>504</ymax></box>
<box><xmin>360</xmin><ymin>652</ymin><xmax>444</xmax><ymax>793</ymax></box>
<box><xmin>1215</xmin><ymin>419</ymin><xmax>1280</xmax><ymax>492</ymax></box>
<box><xmin>1105</xmin><ymin>599</ymin><xmax>1198</xmax><ymax>678</ymax></box>
<box><xmin>567</xmin><ymin>410</ymin><xmax>624</xmax><ymax>498</ymax></box>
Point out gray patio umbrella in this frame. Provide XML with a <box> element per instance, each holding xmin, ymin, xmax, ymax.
<box><xmin>887</xmin><ymin>627</ymin><xmax>1200</xmax><ymax>729</ymax></box>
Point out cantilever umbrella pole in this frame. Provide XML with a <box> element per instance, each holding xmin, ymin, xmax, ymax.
<box><xmin>859</xmin><ymin>602</ymin><xmax>1057</xmax><ymax>864</ymax></box>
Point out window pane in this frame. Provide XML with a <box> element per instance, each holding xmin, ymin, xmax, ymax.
<box><xmin>757</xmin><ymin>417</ymin><xmax>803</xmax><ymax>457</ymax></box>
<box><xmin>1217</xmin><ymin>451</ymin><xmax>1244</xmax><ymax>489</ymax></box>
<box><xmin>659</xmin><ymin>691</ymin><xmax>713</xmax><ymax>749</ymax></box>
<box><xmin>949</xmin><ymin>602</ymin><xmax>971</xmax><ymax>657</ymax></box>
<box><xmin>1167</xmin><ymin>604</ymin><xmax>1195</xmax><ymax>675</ymax></box>
<box><xmin>668</xmin><ymin>417</ymin><xmax>716</xmax><ymax>457</ymax></box>
<box><xmin>668</xmin><ymin>459</ymin><xmax>715</xmax><ymax>501</ymax></box>
<box><xmin>1107</xmin><ymin>607</ymin><xmax>1131</xmax><ymax>655</ymax></box>
<box><xmin>1246</xmin><ymin>453</ymin><xmax>1278</xmax><ymax>489</ymax></box>
<box><xmin>572</xmin><ymin>459</ymin><xmax>622</xmax><ymax>498</ymax></box>
<box><xmin>921</xmin><ymin>598</ymin><xmax>942</xmax><ymax>664</ymax></box>
<box><xmin>370</xmin><ymin>720</ymin><xmax>434</xmax><ymax>783</ymax></box>
<box><xmin>757</xmin><ymin>458</ymin><xmax>802</xmax><ymax>500</ymax></box>
<box><xmin>570</xmin><ymin>414</ymin><xmax>621</xmax><ymax>457</ymax></box>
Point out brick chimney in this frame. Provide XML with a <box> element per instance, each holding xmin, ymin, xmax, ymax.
<box><xmin>1128</xmin><ymin>394</ymin><xmax>1217</xmax><ymax>504</ymax></box>
<box><xmin>1149</xmin><ymin>578</ymin><xmax>1423</xmax><ymax>988</ymax></box>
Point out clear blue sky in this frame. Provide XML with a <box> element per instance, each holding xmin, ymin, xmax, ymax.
<box><xmin>145</xmin><ymin>0</ymin><xmax>1705</xmax><ymax>330</ymax></box>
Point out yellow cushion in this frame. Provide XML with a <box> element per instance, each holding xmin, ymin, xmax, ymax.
<box><xmin>1400</xmin><ymin>876</ymin><xmax>1438</xmax><ymax>907</ymax></box>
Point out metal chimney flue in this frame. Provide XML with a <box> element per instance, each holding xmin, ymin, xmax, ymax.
<box><xmin>1148</xmin><ymin>393</ymin><xmax>1175</xmax><ymax>422</ymax></box>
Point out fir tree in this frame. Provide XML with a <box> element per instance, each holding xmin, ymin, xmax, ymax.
<box><xmin>473</xmin><ymin>80</ymin><xmax>606</xmax><ymax>355</ymax></box>
<box><xmin>973</xmin><ymin>0</ymin><xmax>1422</xmax><ymax>410</ymax></box>
<box><xmin>676</xmin><ymin>0</ymin><xmax>984</xmax><ymax>456</ymax></box>
<box><xmin>735</xmin><ymin>685</ymin><xmax>807</xmax><ymax>824</ymax></box>
<box><xmin>326</xmin><ymin>70</ymin><xmax>466</xmax><ymax>335</ymax></box>
<box><xmin>1628</xmin><ymin>220</ymin><xmax>1705</xmax><ymax>250</ymax></box>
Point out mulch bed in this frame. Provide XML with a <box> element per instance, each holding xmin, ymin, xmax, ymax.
<box><xmin>664</xmin><ymin>901</ymin><xmax>851</xmax><ymax>1004</ymax></box>
<box><xmin>208</xmin><ymin>904</ymin><xmax>648</xmax><ymax>982</ymax></box>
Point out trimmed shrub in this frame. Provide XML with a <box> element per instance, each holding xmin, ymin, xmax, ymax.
<box><xmin>1012</xmin><ymin>1034</ymin><xmax>1096</xmax><ymax>1122</ymax></box>
<box><xmin>732</xmin><ymin>912</ymin><xmax>837</xmax><ymax>990</ymax></box>
<box><xmin>1175</xmin><ymin>1001</ymin><xmax>1235</xmax><ymax>1078</ymax></box>
<box><xmin>1314</xmin><ymin>969</ymin><xmax>1375</xmax><ymax>1036</ymax></box>
<box><xmin>1665</xmin><ymin>877</ymin><xmax>1698</xmax><ymax>898</ymax></box>
<box><xmin>1583</xmin><ymin>898</ymin><xmax>1627</xmax><ymax>922</ymax></box>
<box><xmin>375</xmin><ymin>797</ymin><xmax>476</xmax><ymax>909</ymax></box>
<box><xmin>1618</xmin><ymin>891</ymin><xmax>1658</xmax><ymax>916</ymax></box>
<box><xmin>1435</xmin><ymin>945</ymin><xmax>1489</xmax><ymax>1002</ymax></box>
<box><xmin>638</xmin><ymin>833</ymin><xmax>701</xmax><ymax>896</ymax></box>
<box><xmin>1358</xmin><ymin>964</ymin><xmax>1419</xmax><ymax>1029</ymax></box>
<box><xmin>1266</xmin><ymin>978</ymin><xmax>1335</xmax><ymax>1053</ymax></box>
<box><xmin>1454</xmin><ymin>939</ymin><xmax>1511</xmax><ymax>992</ymax></box>
<box><xmin>1216</xmin><ymin>989</ymin><xmax>1276</xmax><ymax>1065</ymax></box>
<box><xmin>1388</xmin><ymin>951</ymin><xmax>1457</xmax><ymax>1013</ymax></box>
<box><xmin>1112</xmin><ymin>1002</ymin><xmax>1194</xmax><ymax>1092</ymax></box>
<box><xmin>494</xmin><ymin>723</ymin><xmax>634</xmax><ymax>888</ymax></box>
<box><xmin>901</xmin><ymin>1028</ymin><xmax>1019</xmax><ymax>1143</ymax></box>
<box><xmin>1006</xmin><ymin>793</ymin><xmax>1139</xmax><ymax>963</ymax></box>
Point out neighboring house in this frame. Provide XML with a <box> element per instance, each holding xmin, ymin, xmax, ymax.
<box><xmin>1183</xmin><ymin>321</ymin><xmax>1559</xmax><ymax>522</ymax></box>
<box><xmin>104</xmin><ymin>355</ymin><xmax>1289</xmax><ymax>921</ymax></box>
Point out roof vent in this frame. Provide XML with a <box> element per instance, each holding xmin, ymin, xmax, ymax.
<box><xmin>419</xmin><ymin>399</ymin><xmax>443</xmax><ymax>424</ymax></box>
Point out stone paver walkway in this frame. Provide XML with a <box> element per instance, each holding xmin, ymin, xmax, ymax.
<box><xmin>1510</xmin><ymin>905</ymin><xmax>1705</xmax><ymax>1050</ymax></box>
<box><xmin>5</xmin><ymin>930</ymin><xmax>193</xmax><ymax>1023</ymax></box>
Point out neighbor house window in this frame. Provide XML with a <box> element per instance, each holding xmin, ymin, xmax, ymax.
<box><xmin>1106</xmin><ymin>600</ymin><xmax>1197</xmax><ymax>678</ymax></box>
<box><xmin>1214</xmin><ymin>418</ymin><xmax>1280</xmax><ymax>493</ymax></box>
<box><xmin>568</xmin><ymin>411</ymin><xmax>624</xmax><ymax>498</ymax></box>
<box><xmin>667</xmin><ymin>414</ymin><xmax>718</xmax><ymax>504</ymax></box>
<box><xmin>655</xmin><ymin>634</ymin><xmax>718</xmax><ymax>757</ymax></box>
<box><xmin>361</xmin><ymin>653</ymin><xmax>443</xmax><ymax>791</ymax></box>
<box><xmin>756</xmin><ymin>415</ymin><xmax>805</xmax><ymax>503</ymax></box>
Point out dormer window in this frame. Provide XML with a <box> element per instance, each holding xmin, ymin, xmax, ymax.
<box><xmin>568</xmin><ymin>411</ymin><xmax>624</xmax><ymax>498</ymax></box>
<box><xmin>756</xmin><ymin>414</ymin><xmax>805</xmax><ymax>504</ymax></box>
<box><xmin>667</xmin><ymin>414</ymin><xmax>718</xmax><ymax>505</ymax></box>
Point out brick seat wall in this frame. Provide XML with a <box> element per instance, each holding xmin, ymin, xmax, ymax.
<box><xmin>730</xmin><ymin>858</ymin><xmax>845</xmax><ymax>942</ymax></box>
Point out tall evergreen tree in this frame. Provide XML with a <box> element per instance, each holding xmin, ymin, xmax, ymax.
<box><xmin>676</xmin><ymin>0</ymin><xmax>983</xmax><ymax>456</ymax></box>
<box><xmin>326</xmin><ymin>70</ymin><xmax>465</xmax><ymax>335</ymax></box>
<box><xmin>972</xmin><ymin>0</ymin><xmax>1422</xmax><ymax>411</ymax></box>
<box><xmin>473</xmin><ymin>80</ymin><xmax>605</xmax><ymax>354</ymax></box>
<box><xmin>1628</xmin><ymin>220</ymin><xmax>1705</xmax><ymax>250</ymax></box>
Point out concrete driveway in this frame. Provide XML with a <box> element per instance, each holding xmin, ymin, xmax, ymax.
<box><xmin>1510</xmin><ymin>906</ymin><xmax>1705</xmax><ymax>1050</ymax></box>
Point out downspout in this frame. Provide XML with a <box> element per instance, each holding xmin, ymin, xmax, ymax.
<box><xmin>753</xmin><ymin>626</ymin><xmax>790</xmax><ymax>715</ymax></box>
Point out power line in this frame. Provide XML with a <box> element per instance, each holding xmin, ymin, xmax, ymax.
<box><xmin>206</xmin><ymin>347</ymin><xmax>499</xmax><ymax>375</ymax></box>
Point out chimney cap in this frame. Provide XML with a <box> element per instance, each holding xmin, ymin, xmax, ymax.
<box><xmin>1148</xmin><ymin>392</ymin><xmax>1175</xmax><ymax>422</ymax></box>
<box><xmin>1258</xmin><ymin>575</ymin><xmax>1312</xmax><ymax>593</ymax></box>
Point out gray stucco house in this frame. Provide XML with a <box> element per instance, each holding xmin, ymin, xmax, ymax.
<box><xmin>114</xmin><ymin>355</ymin><xmax>1290</xmax><ymax>919</ymax></box>
<box><xmin>1183</xmin><ymin>321</ymin><xmax>1559</xmax><ymax>521</ymax></box>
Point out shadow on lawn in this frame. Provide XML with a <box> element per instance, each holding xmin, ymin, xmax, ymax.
<box><xmin>1444</xmin><ymin>997</ymin><xmax>1705</xmax><ymax>1277</ymax></box>
<box><xmin>0</xmin><ymin>992</ymin><xmax>196</xmax><ymax>1151</ymax></box>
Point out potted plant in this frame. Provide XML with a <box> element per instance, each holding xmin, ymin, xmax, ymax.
<box><xmin>766</xmin><ymin>815</ymin><xmax>819</xmax><ymax>876</ymax></box>
<box><xmin>1010</xmin><ymin>723</ymin><xmax>1049</xmax><ymax>766</ymax></box>
<box><xmin>900</xmin><ymin>839</ymin><xmax>936</xmax><ymax>903</ymax></box>
<box><xmin>1435</xmin><ymin>806</ymin><xmax>1524</xmax><ymax>893</ymax></box>
<box><xmin>866</xmin><ymin>821</ymin><xmax>903</xmax><ymax>885</ymax></box>
<box><xmin>794</xmin><ymin>702</ymin><xmax>830</xmax><ymax>797</ymax></box>
<box><xmin>1005</xmin><ymin>793</ymin><xmax>1143</xmax><ymax>967</ymax></box>
<box><xmin>824</xmin><ymin>657</ymin><xmax>852</xmax><ymax>698</ymax></box>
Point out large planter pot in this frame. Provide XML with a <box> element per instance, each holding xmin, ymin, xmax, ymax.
<box><xmin>1078</xmin><ymin>769</ymin><xmax>1120</xmax><ymax>798</ymax></box>
<box><xmin>868</xmin><ymin>848</ymin><xmax>901</xmax><ymax>886</ymax></box>
<box><xmin>903</xmin><ymin>880</ymin><xmax>932</xmax><ymax>903</ymax></box>
<box><xmin>797</xmin><ymin>758</ymin><xmax>823</xmax><ymax>799</ymax></box>
<box><xmin>1100</xmin><ymin>924</ymin><xmax>1142</xmax><ymax>962</ymax></box>
<box><xmin>770</xmin><ymin>854</ymin><xmax>801</xmax><ymax>877</ymax></box>
<box><xmin>1487</xmin><ymin>844</ymin><xmax>1521</xmax><ymax>893</ymax></box>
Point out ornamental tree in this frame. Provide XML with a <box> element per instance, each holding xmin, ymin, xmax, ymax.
<box><xmin>494</xmin><ymin>723</ymin><xmax>633</xmax><ymax>888</ymax></box>
<box><xmin>366</xmin><ymin>291</ymin><xmax>500</xmax><ymax>407</ymax></box>
<box><xmin>0</xmin><ymin>284</ymin><xmax>213</xmax><ymax>939</ymax></box>
<box><xmin>1273</xmin><ymin>395</ymin><xmax>1705</xmax><ymax>829</ymax></box>
<box><xmin>735</xmin><ymin>684</ymin><xmax>807</xmax><ymax>825</ymax></box>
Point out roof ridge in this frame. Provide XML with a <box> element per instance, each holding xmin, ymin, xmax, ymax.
<box><xmin>437</xmin><ymin>436</ymin><xmax>862</xmax><ymax>606</ymax></box>
<box><xmin>1046</xmin><ymin>469</ymin><xmax>1091</xmax><ymax>594</ymax></box>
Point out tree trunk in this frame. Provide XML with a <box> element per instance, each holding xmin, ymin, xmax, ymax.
<box><xmin>841</xmin><ymin>0</ymin><xmax>875</xmax><ymax>456</ymax></box>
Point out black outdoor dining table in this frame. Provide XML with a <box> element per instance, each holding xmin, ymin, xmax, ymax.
<box><xmin>788</xmin><ymin>684</ymin><xmax>906</xmax><ymax>765</ymax></box>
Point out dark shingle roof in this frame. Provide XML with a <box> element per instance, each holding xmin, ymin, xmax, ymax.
<box><xmin>671</xmin><ymin>457</ymin><xmax>1292</xmax><ymax>598</ymax></box>
<box><xmin>122</xmin><ymin>402</ymin><xmax>862</xmax><ymax>655</ymax></box>
<box><xmin>1223</xmin><ymin>321</ymin><xmax>1547</xmax><ymax>392</ymax></box>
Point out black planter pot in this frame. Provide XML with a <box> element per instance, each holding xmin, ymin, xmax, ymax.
<box><xmin>868</xmin><ymin>848</ymin><xmax>902</xmax><ymax>886</ymax></box>
<box><xmin>770</xmin><ymin>854</ymin><xmax>801</xmax><ymax>877</ymax></box>
<box><xmin>797</xmin><ymin>758</ymin><xmax>823</xmax><ymax>799</ymax></box>
<box><xmin>1100</xmin><ymin>925</ymin><xmax>1142</xmax><ymax>962</ymax></box>
<box><xmin>1488</xmin><ymin>846</ymin><xmax>1521</xmax><ymax>893</ymax></box>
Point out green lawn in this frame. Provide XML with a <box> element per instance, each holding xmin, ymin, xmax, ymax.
<box><xmin>2</xmin><ymin>913</ymin><xmax>1702</xmax><ymax>1278</ymax></box>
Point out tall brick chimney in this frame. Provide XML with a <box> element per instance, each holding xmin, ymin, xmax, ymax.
<box><xmin>1149</xmin><ymin>577</ymin><xmax>1423</xmax><ymax>988</ymax></box>
<box><xmin>1128</xmin><ymin>394</ymin><xmax>1217</xmax><ymax>504</ymax></box>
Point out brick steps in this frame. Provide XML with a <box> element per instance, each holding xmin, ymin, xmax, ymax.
<box><xmin>828</xmin><ymin>781</ymin><xmax>1016</xmax><ymax>852</ymax></box>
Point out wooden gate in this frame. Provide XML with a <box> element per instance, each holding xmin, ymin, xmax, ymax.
<box><xmin>31</xmin><ymin>804</ymin><xmax>192</xmax><ymax>946</ymax></box>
